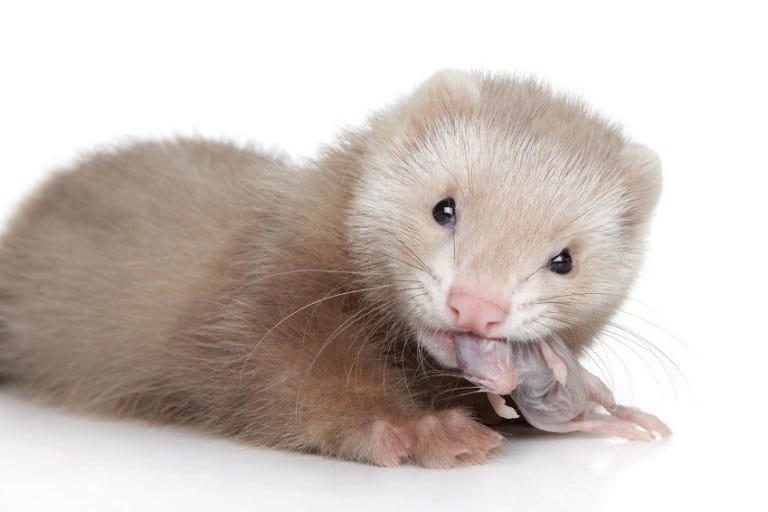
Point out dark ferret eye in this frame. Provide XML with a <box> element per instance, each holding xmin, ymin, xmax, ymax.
<box><xmin>432</xmin><ymin>198</ymin><xmax>456</xmax><ymax>227</ymax></box>
<box><xmin>548</xmin><ymin>249</ymin><xmax>572</xmax><ymax>274</ymax></box>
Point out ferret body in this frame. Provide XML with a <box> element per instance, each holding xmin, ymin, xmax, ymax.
<box><xmin>0</xmin><ymin>71</ymin><xmax>663</xmax><ymax>467</ymax></box>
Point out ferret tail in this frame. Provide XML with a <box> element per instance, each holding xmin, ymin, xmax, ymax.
<box><xmin>0</xmin><ymin>320</ymin><xmax>7</xmax><ymax>384</ymax></box>
<box><xmin>0</xmin><ymin>308</ymin><xmax>10</xmax><ymax>385</ymax></box>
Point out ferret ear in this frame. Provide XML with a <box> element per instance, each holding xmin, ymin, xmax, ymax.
<box><xmin>619</xmin><ymin>143</ymin><xmax>663</xmax><ymax>227</ymax></box>
<box><xmin>413</xmin><ymin>70</ymin><xmax>481</xmax><ymax>111</ymax></box>
<box><xmin>403</xmin><ymin>70</ymin><xmax>481</xmax><ymax>136</ymax></box>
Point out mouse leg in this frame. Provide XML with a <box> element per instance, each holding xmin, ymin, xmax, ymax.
<box><xmin>582</xmin><ymin>369</ymin><xmax>617</xmax><ymax>410</ymax></box>
<box><xmin>610</xmin><ymin>406</ymin><xmax>672</xmax><ymax>437</ymax></box>
<box><xmin>538</xmin><ymin>339</ymin><xmax>567</xmax><ymax>384</ymax></box>
<box><xmin>487</xmin><ymin>392</ymin><xmax>519</xmax><ymax>419</ymax></box>
<box><xmin>582</xmin><ymin>370</ymin><xmax>672</xmax><ymax>438</ymax></box>
<box><xmin>534</xmin><ymin>370</ymin><xmax>667</xmax><ymax>440</ymax></box>
<box><xmin>286</xmin><ymin>349</ymin><xmax>504</xmax><ymax>468</ymax></box>
<box><xmin>552</xmin><ymin>417</ymin><xmax>656</xmax><ymax>441</ymax></box>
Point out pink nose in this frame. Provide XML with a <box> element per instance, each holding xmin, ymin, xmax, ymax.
<box><xmin>447</xmin><ymin>288</ymin><xmax>508</xmax><ymax>337</ymax></box>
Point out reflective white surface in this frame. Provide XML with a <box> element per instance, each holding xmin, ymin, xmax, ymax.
<box><xmin>0</xmin><ymin>387</ymin><xmax>741</xmax><ymax>511</ymax></box>
<box><xmin>0</xmin><ymin>1</ymin><xmax>764</xmax><ymax>510</ymax></box>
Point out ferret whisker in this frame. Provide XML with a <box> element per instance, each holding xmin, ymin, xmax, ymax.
<box><xmin>432</xmin><ymin>388</ymin><xmax>485</xmax><ymax>404</ymax></box>
<box><xmin>606</xmin><ymin>322</ymin><xmax>685</xmax><ymax>380</ymax></box>
<box><xmin>419</xmin><ymin>371</ymin><xmax>465</xmax><ymax>380</ymax></box>
<box><xmin>384</xmin><ymin>319</ymin><xmax>411</xmax><ymax>399</ymax></box>
<box><xmin>595</xmin><ymin>330</ymin><xmax>656</xmax><ymax>391</ymax></box>
<box><xmin>536</xmin><ymin>314</ymin><xmax>570</xmax><ymax>331</ymax></box>
<box><xmin>602</xmin><ymin>323</ymin><xmax>690</xmax><ymax>395</ymax></box>
<box><xmin>389</xmin><ymin>254</ymin><xmax>436</xmax><ymax>281</ymax></box>
<box><xmin>380</xmin><ymin>228</ymin><xmax>437</xmax><ymax>280</ymax></box>
<box><xmin>298</xmin><ymin>281</ymin><xmax>348</xmax><ymax>350</ymax></box>
<box><xmin>537</xmin><ymin>291</ymin><xmax>648</xmax><ymax>307</ymax></box>
<box><xmin>415</xmin><ymin>329</ymin><xmax>431</xmax><ymax>384</ymax></box>
<box><xmin>399</xmin><ymin>327</ymin><xmax>417</xmax><ymax>404</ymax></box>
<box><xmin>534</xmin><ymin>299</ymin><xmax>573</xmax><ymax>307</ymax></box>
<box><xmin>429</xmin><ymin>383</ymin><xmax>480</xmax><ymax>403</ymax></box>
<box><xmin>614</xmin><ymin>307</ymin><xmax>690</xmax><ymax>352</ymax></box>
<box><xmin>581</xmin><ymin>344</ymin><xmax>615</xmax><ymax>387</ymax></box>
<box><xmin>296</xmin><ymin>299</ymin><xmax>394</xmax><ymax>421</ymax></box>
<box><xmin>344</xmin><ymin>306</ymin><xmax>396</xmax><ymax>393</ymax></box>
<box><xmin>241</xmin><ymin>284</ymin><xmax>394</xmax><ymax>373</ymax></box>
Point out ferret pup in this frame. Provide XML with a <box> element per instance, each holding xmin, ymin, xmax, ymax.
<box><xmin>0</xmin><ymin>70</ymin><xmax>662</xmax><ymax>468</ymax></box>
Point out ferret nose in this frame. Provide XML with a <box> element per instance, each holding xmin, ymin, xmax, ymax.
<box><xmin>447</xmin><ymin>287</ymin><xmax>508</xmax><ymax>337</ymax></box>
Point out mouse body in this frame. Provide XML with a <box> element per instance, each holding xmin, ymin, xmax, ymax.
<box><xmin>456</xmin><ymin>334</ymin><xmax>671</xmax><ymax>439</ymax></box>
<box><xmin>0</xmin><ymin>71</ymin><xmax>663</xmax><ymax>467</ymax></box>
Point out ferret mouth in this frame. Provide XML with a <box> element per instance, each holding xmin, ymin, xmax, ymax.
<box><xmin>427</xmin><ymin>329</ymin><xmax>508</xmax><ymax>353</ymax></box>
<box><xmin>421</xmin><ymin>329</ymin><xmax>518</xmax><ymax>394</ymax></box>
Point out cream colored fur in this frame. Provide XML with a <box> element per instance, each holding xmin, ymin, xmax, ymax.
<box><xmin>0</xmin><ymin>71</ymin><xmax>661</xmax><ymax>467</ymax></box>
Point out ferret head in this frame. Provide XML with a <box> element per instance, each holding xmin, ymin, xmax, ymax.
<box><xmin>346</xmin><ymin>71</ymin><xmax>661</xmax><ymax>373</ymax></box>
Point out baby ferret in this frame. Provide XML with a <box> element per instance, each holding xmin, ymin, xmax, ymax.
<box><xmin>0</xmin><ymin>70</ymin><xmax>662</xmax><ymax>468</ymax></box>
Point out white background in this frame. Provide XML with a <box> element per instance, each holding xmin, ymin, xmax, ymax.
<box><xmin>1</xmin><ymin>1</ymin><xmax>765</xmax><ymax>511</ymax></box>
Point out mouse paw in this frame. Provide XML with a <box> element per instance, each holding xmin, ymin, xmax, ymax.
<box><xmin>487</xmin><ymin>392</ymin><xmax>519</xmax><ymax>419</ymax></box>
<box><xmin>612</xmin><ymin>405</ymin><xmax>672</xmax><ymax>438</ymax></box>
<box><xmin>538</xmin><ymin>339</ymin><xmax>567</xmax><ymax>384</ymax></box>
<box><xmin>585</xmin><ymin>418</ymin><xmax>656</xmax><ymax>442</ymax></box>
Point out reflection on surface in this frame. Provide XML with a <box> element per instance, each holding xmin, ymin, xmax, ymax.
<box><xmin>0</xmin><ymin>395</ymin><xmax>685</xmax><ymax>511</ymax></box>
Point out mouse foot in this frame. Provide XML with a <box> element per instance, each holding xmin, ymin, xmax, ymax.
<box><xmin>565</xmin><ymin>417</ymin><xmax>656</xmax><ymax>441</ymax></box>
<box><xmin>581</xmin><ymin>369</ymin><xmax>672</xmax><ymax>439</ymax></box>
<box><xmin>487</xmin><ymin>392</ymin><xmax>519</xmax><ymax>419</ymax></box>
<box><xmin>611</xmin><ymin>405</ymin><xmax>672</xmax><ymax>438</ymax></box>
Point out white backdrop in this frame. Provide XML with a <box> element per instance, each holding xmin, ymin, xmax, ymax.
<box><xmin>1</xmin><ymin>1</ymin><xmax>764</xmax><ymax>511</ymax></box>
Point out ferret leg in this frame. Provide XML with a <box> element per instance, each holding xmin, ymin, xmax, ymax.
<box><xmin>175</xmin><ymin>297</ymin><xmax>505</xmax><ymax>468</ymax></box>
<box><xmin>538</xmin><ymin>339</ymin><xmax>567</xmax><ymax>384</ymax></box>
<box><xmin>282</xmin><ymin>329</ymin><xmax>504</xmax><ymax>468</ymax></box>
<box><xmin>487</xmin><ymin>392</ymin><xmax>519</xmax><ymax>419</ymax></box>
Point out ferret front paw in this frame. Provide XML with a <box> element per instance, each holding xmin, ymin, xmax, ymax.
<box><xmin>345</xmin><ymin>409</ymin><xmax>504</xmax><ymax>468</ymax></box>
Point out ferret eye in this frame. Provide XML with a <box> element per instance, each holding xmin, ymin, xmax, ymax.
<box><xmin>432</xmin><ymin>198</ymin><xmax>456</xmax><ymax>227</ymax></box>
<box><xmin>548</xmin><ymin>249</ymin><xmax>572</xmax><ymax>274</ymax></box>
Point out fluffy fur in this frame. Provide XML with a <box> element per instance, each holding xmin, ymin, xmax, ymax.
<box><xmin>0</xmin><ymin>71</ymin><xmax>661</xmax><ymax>467</ymax></box>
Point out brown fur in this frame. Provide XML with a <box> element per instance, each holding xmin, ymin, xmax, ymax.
<box><xmin>0</xmin><ymin>71</ymin><xmax>661</xmax><ymax>467</ymax></box>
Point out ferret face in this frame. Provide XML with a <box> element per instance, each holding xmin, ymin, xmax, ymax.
<box><xmin>347</xmin><ymin>71</ymin><xmax>661</xmax><ymax>371</ymax></box>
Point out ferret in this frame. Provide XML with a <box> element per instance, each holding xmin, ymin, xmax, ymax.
<box><xmin>0</xmin><ymin>70</ymin><xmax>663</xmax><ymax>468</ymax></box>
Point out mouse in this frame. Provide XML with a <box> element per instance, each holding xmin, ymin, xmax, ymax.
<box><xmin>0</xmin><ymin>70</ymin><xmax>663</xmax><ymax>468</ymax></box>
<box><xmin>455</xmin><ymin>333</ymin><xmax>672</xmax><ymax>440</ymax></box>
